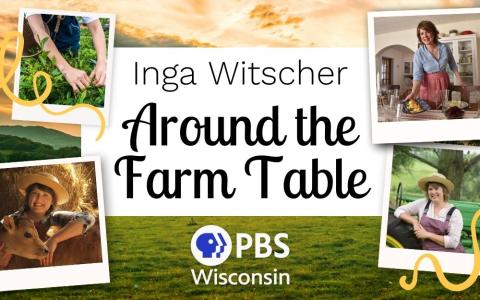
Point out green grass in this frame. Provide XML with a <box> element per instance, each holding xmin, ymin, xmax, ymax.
<box><xmin>2</xmin><ymin>217</ymin><xmax>480</xmax><ymax>299</ymax></box>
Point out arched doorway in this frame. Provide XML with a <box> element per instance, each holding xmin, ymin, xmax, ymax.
<box><xmin>375</xmin><ymin>45</ymin><xmax>415</xmax><ymax>96</ymax></box>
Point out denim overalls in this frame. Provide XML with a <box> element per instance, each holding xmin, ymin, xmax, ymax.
<box><xmin>41</xmin><ymin>15</ymin><xmax>80</xmax><ymax>55</ymax></box>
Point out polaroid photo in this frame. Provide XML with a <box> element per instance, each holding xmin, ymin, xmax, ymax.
<box><xmin>0</xmin><ymin>156</ymin><xmax>109</xmax><ymax>291</ymax></box>
<box><xmin>368</xmin><ymin>8</ymin><xmax>480</xmax><ymax>143</ymax></box>
<box><xmin>379</xmin><ymin>143</ymin><xmax>480</xmax><ymax>275</ymax></box>
<box><xmin>12</xmin><ymin>8</ymin><xmax>115</xmax><ymax>126</ymax></box>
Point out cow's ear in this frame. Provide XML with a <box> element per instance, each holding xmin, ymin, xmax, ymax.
<box><xmin>2</xmin><ymin>216</ymin><xmax>15</xmax><ymax>233</ymax></box>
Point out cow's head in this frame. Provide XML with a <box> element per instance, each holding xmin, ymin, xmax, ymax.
<box><xmin>1</xmin><ymin>216</ymin><xmax>49</xmax><ymax>259</ymax></box>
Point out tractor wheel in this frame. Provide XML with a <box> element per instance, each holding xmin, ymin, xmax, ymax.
<box><xmin>387</xmin><ymin>214</ymin><xmax>422</xmax><ymax>249</ymax></box>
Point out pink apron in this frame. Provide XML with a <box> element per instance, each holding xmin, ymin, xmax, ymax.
<box><xmin>419</xmin><ymin>72</ymin><xmax>450</xmax><ymax>109</ymax></box>
<box><xmin>420</xmin><ymin>200</ymin><xmax>464</xmax><ymax>253</ymax></box>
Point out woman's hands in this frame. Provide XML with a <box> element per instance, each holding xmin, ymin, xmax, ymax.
<box><xmin>405</xmin><ymin>92</ymin><xmax>416</xmax><ymax>100</ymax></box>
<box><xmin>400</xmin><ymin>213</ymin><xmax>432</xmax><ymax>239</ymax></box>
<box><xmin>62</xmin><ymin>66</ymin><xmax>91</xmax><ymax>93</ymax></box>
<box><xmin>38</xmin><ymin>221</ymin><xmax>85</xmax><ymax>266</ymax></box>
<box><xmin>405</xmin><ymin>80</ymin><xmax>421</xmax><ymax>101</ymax></box>
<box><xmin>62</xmin><ymin>61</ymin><xmax>106</xmax><ymax>93</ymax></box>
<box><xmin>405</xmin><ymin>217</ymin><xmax>432</xmax><ymax>240</ymax></box>
<box><xmin>40</xmin><ymin>238</ymin><xmax>58</xmax><ymax>267</ymax></box>
<box><xmin>27</xmin><ymin>15</ymin><xmax>107</xmax><ymax>94</ymax></box>
<box><xmin>414</xmin><ymin>224</ymin><xmax>447</xmax><ymax>246</ymax></box>
<box><xmin>89</xmin><ymin>60</ymin><xmax>107</xmax><ymax>87</ymax></box>
<box><xmin>454</xmin><ymin>70</ymin><xmax>466</xmax><ymax>89</ymax></box>
<box><xmin>413</xmin><ymin>223</ymin><xmax>432</xmax><ymax>240</ymax></box>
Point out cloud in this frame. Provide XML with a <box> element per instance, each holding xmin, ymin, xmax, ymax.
<box><xmin>115</xmin><ymin>23</ymin><xmax>214</xmax><ymax>47</ymax></box>
<box><xmin>249</xmin><ymin>4</ymin><xmax>303</xmax><ymax>29</ymax></box>
<box><xmin>2</xmin><ymin>0</ymin><xmax>473</xmax><ymax>48</ymax></box>
<box><xmin>0</xmin><ymin>15</ymin><xmax>20</xmax><ymax>34</ymax></box>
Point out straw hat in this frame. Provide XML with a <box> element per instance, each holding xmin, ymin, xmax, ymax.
<box><xmin>18</xmin><ymin>173</ymin><xmax>69</xmax><ymax>205</ymax></box>
<box><xmin>417</xmin><ymin>173</ymin><xmax>454</xmax><ymax>193</ymax></box>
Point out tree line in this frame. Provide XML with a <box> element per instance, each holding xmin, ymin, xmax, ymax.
<box><xmin>0</xmin><ymin>134</ymin><xmax>80</xmax><ymax>163</ymax></box>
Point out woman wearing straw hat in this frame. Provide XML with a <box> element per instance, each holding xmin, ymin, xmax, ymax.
<box><xmin>394</xmin><ymin>173</ymin><xmax>464</xmax><ymax>253</ymax></box>
<box><xmin>0</xmin><ymin>172</ymin><xmax>95</xmax><ymax>268</ymax></box>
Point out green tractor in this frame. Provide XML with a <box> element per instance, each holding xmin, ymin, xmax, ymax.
<box><xmin>387</xmin><ymin>183</ymin><xmax>480</xmax><ymax>253</ymax></box>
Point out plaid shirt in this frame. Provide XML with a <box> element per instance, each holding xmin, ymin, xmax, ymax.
<box><xmin>10</xmin><ymin>210</ymin><xmax>95</xmax><ymax>235</ymax></box>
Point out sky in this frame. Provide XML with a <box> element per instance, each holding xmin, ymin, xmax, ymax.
<box><xmin>1</xmin><ymin>0</ymin><xmax>478</xmax><ymax>47</ymax></box>
<box><xmin>0</xmin><ymin>0</ymin><xmax>478</xmax><ymax>137</ymax></box>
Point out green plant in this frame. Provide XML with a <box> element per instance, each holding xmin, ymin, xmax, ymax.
<box><xmin>19</xmin><ymin>18</ymin><xmax>109</xmax><ymax>107</ymax></box>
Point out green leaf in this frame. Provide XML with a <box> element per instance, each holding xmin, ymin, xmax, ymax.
<box><xmin>51</xmin><ymin>69</ymin><xmax>61</xmax><ymax>77</ymax></box>
<box><xmin>78</xmin><ymin>90</ymin><xmax>87</xmax><ymax>103</ymax></box>
<box><xmin>38</xmin><ymin>36</ymin><xmax>48</xmax><ymax>50</ymax></box>
<box><xmin>39</xmin><ymin>54</ymin><xmax>46</xmax><ymax>66</ymax></box>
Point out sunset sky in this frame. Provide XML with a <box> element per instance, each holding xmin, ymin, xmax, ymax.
<box><xmin>1</xmin><ymin>0</ymin><xmax>477</xmax><ymax>47</ymax></box>
<box><xmin>0</xmin><ymin>0</ymin><xmax>478</xmax><ymax>137</ymax></box>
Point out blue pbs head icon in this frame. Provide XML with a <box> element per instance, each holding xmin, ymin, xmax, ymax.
<box><xmin>196</xmin><ymin>232</ymin><xmax>227</xmax><ymax>258</ymax></box>
<box><xmin>191</xmin><ymin>225</ymin><xmax>232</xmax><ymax>266</ymax></box>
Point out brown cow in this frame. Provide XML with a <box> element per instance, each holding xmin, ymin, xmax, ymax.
<box><xmin>6</xmin><ymin>219</ymin><xmax>102</xmax><ymax>270</ymax></box>
<box><xmin>0</xmin><ymin>216</ymin><xmax>49</xmax><ymax>260</ymax></box>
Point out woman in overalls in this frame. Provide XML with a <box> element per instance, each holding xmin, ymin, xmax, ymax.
<box><xmin>25</xmin><ymin>13</ymin><xmax>107</xmax><ymax>93</ymax></box>
<box><xmin>394</xmin><ymin>173</ymin><xmax>464</xmax><ymax>253</ymax></box>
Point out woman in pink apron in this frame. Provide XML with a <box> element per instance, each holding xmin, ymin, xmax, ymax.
<box><xmin>405</xmin><ymin>21</ymin><xmax>465</xmax><ymax>109</ymax></box>
<box><xmin>394</xmin><ymin>173</ymin><xmax>464</xmax><ymax>253</ymax></box>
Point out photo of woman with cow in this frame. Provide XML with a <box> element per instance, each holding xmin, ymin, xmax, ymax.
<box><xmin>0</xmin><ymin>160</ymin><xmax>103</xmax><ymax>270</ymax></box>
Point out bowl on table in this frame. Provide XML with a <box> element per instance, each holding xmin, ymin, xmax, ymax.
<box><xmin>444</xmin><ymin>106</ymin><xmax>465</xmax><ymax>119</ymax></box>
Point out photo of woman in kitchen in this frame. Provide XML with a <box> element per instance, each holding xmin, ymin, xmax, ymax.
<box><xmin>370</xmin><ymin>10</ymin><xmax>480</xmax><ymax>141</ymax></box>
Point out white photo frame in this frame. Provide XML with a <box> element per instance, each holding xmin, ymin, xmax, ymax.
<box><xmin>379</xmin><ymin>143</ymin><xmax>480</xmax><ymax>275</ymax></box>
<box><xmin>0</xmin><ymin>156</ymin><xmax>109</xmax><ymax>291</ymax></box>
<box><xmin>368</xmin><ymin>8</ymin><xmax>480</xmax><ymax>144</ymax></box>
<box><xmin>12</xmin><ymin>8</ymin><xmax>116</xmax><ymax>126</ymax></box>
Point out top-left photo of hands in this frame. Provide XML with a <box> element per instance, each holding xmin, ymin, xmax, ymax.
<box><xmin>10</xmin><ymin>8</ymin><xmax>115</xmax><ymax>127</ymax></box>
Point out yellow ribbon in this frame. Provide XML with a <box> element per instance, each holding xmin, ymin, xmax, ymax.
<box><xmin>400</xmin><ymin>208</ymin><xmax>480</xmax><ymax>291</ymax></box>
<box><xmin>0</xmin><ymin>31</ymin><xmax>105</xmax><ymax>141</ymax></box>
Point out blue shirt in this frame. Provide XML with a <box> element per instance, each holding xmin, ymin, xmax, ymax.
<box><xmin>413</xmin><ymin>42</ymin><xmax>458</xmax><ymax>81</ymax></box>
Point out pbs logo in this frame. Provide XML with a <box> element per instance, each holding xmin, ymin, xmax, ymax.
<box><xmin>191</xmin><ymin>225</ymin><xmax>232</xmax><ymax>266</ymax></box>
<box><xmin>191</xmin><ymin>225</ymin><xmax>290</xmax><ymax>266</ymax></box>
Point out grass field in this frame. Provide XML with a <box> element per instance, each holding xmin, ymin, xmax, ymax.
<box><xmin>2</xmin><ymin>217</ymin><xmax>480</xmax><ymax>299</ymax></box>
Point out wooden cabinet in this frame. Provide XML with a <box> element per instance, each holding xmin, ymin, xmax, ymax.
<box><xmin>440</xmin><ymin>34</ymin><xmax>478</xmax><ymax>86</ymax></box>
